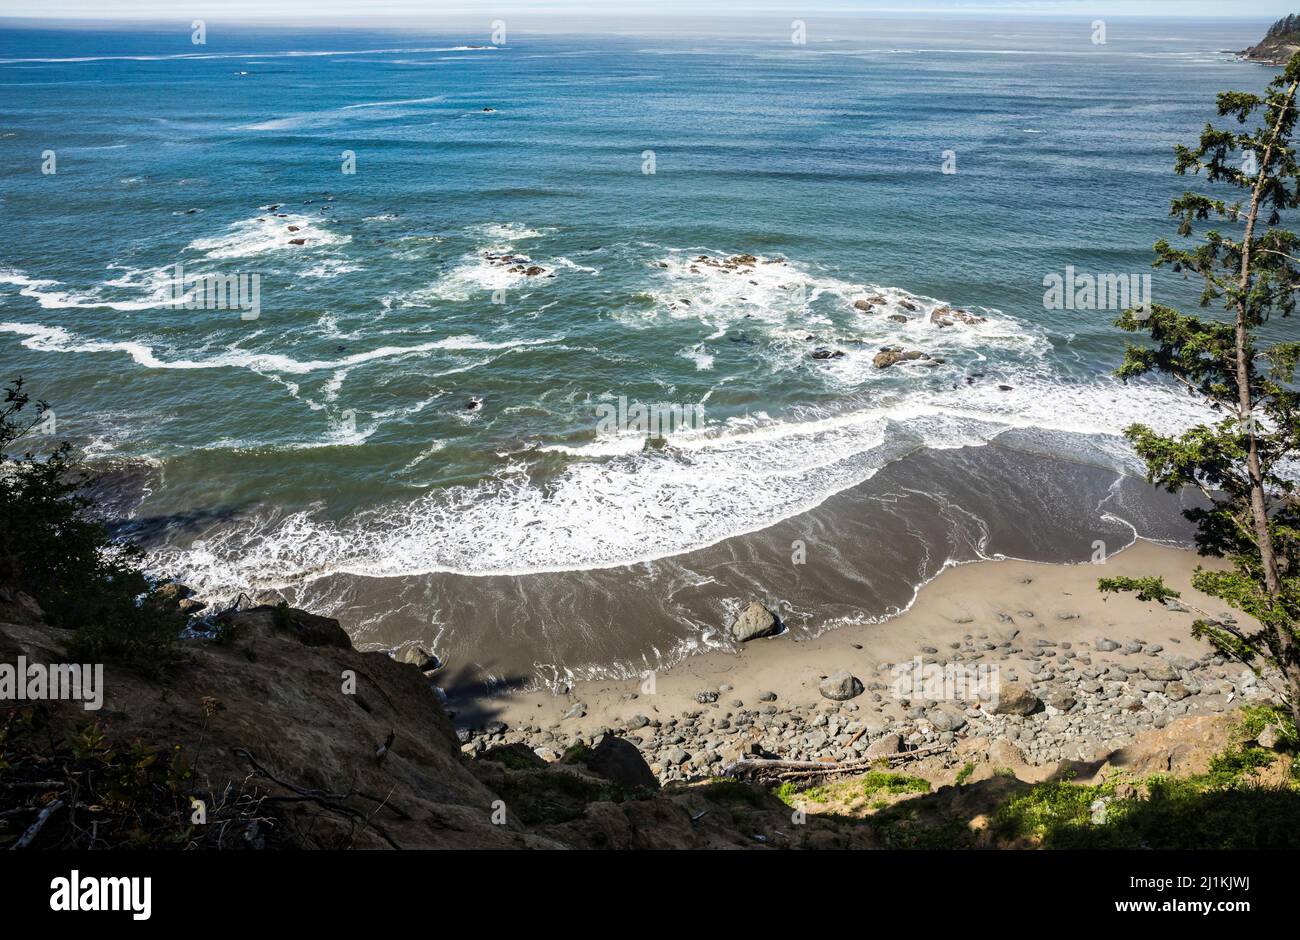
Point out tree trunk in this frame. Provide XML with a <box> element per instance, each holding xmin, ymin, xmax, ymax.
<box><xmin>1236</xmin><ymin>80</ymin><xmax>1300</xmax><ymax>730</ymax></box>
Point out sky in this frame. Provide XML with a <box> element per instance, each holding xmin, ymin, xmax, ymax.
<box><xmin>0</xmin><ymin>1</ymin><xmax>1294</xmax><ymax>21</ymax></box>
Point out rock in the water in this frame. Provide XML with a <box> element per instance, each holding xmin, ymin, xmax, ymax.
<box><xmin>730</xmin><ymin>601</ymin><xmax>781</xmax><ymax>642</ymax></box>
<box><xmin>873</xmin><ymin>347</ymin><xmax>927</xmax><ymax>369</ymax></box>
<box><xmin>562</xmin><ymin>702</ymin><xmax>587</xmax><ymax>721</ymax></box>
<box><xmin>818</xmin><ymin>670</ymin><xmax>864</xmax><ymax>701</ymax></box>
<box><xmin>929</xmin><ymin>306</ymin><xmax>986</xmax><ymax>328</ymax></box>
<box><xmin>396</xmin><ymin>646</ymin><xmax>442</xmax><ymax>673</ymax></box>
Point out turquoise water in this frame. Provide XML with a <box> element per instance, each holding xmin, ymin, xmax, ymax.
<box><xmin>0</xmin><ymin>15</ymin><xmax>1283</xmax><ymax>677</ymax></box>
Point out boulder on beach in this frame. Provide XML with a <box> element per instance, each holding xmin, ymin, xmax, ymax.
<box><xmin>730</xmin><ymin>601</ymin><xmax>781</xmax><ymax>642</ymax></box>
<box><xmin>864</xmin><ymin>733</ymin><xmax>902</xmax><ymax>760</ymax></box>
<box><xmin>578</xmin><ymin>735</ymin><xmax>660</xmax><ymax>791</ymax></box>
<box><xmin>990</xmin><ymin>681</ymin><xmax>1040</xmax><ymax>716</ymax></box>
<box><xmin>818</xmin><ymin>670</ymin><xmax>864</xmax><ymax>701</ymax></box>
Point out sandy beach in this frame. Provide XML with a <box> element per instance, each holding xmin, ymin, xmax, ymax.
<box><xmin>456</xmin><ymin>538</ymin><xmax>1275</xmax><ymax>781</ymax></box>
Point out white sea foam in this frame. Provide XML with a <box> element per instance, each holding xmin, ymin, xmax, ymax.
<box><xmin>188</xmin><ymin>213</ymin><xmax>348</xmax><ymax>259</ymax></box>
<box><xmin>0</xmin><ymin>322</ymin><xmax>558</xmax><ymax>375</ymax></box>
<box><xmin>396</xmin><ymin>222</ymin><xmax>566</xmax><ymax>303</ymax></box>
<box><xmin>0</xmin><ymin>266</ymin><xmax>176</xmax><ymax>311</ymax></box>
<box><xmin>147</xmin><ymin>366</ymin><xmax>1217</xmax><ymax>600</ymax></box>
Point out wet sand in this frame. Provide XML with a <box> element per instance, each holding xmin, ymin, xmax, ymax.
<box><xmin>469</xmin><ymin>538</ymin><xmax>1231</xmax><ymax>737</ymax></box>
<box><xmin>284</xmin><ymin>432</ymin><xmax>1201</xmax><ymax>697</ymax></box>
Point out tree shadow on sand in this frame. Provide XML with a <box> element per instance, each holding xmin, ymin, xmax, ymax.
<box><xmin>436</xmin><ymin>662</ymin><xmax>534</xmax><ymax>731</ymax></box>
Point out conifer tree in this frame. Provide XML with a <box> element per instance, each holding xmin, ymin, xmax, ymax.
<box><xmin>1101</xmin><ymin>55</ymin><xmax>1300</xmax><ymax>731</ymax></box>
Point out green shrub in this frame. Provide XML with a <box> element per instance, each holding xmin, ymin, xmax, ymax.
<box><xmin>1</xmin><ymin>378</ymin><xmax>178</xmax><ymax>675</ymax></box>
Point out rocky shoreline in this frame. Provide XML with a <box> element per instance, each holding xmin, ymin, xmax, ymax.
<box><xmin>454</xmin><ymin>543</ymin><xmax>1288</xmax><ymax>786</ymax></box>
<box><xmin>1238</xmin><ymin>14</ymin><xmax>1300</xmax><ymax>65</ymax></box>
<box><xmin>460</xmin><ymin>617</ymin><xmax>1285</xmax><ymax>786</ymax></box>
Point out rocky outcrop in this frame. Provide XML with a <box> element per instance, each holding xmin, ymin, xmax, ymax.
<box><xmin>0</xmin><ymin>611</ymin><xmax>563</xmax><ymax>849</ymax></box>
<box><xmin>0</xmin><ymin>587</ymin><xmax>43</xmax><ymax>625</ymax></box>
<box><xmin>874</xmin><ymin>347</ymin><xmax>944</xmax><ymax>369</ymax></box>
<box><xmin>930</xmin><ymin>306</ymin><xmax>985</xmax><ymax>328</ymax></box>
<box><xmin>215</xmin><ymin>603</ymin><xmax>352</xmax><ymax>649</ymax></box>
<box><xmin>1240</xmin><ymin>14</ymin><xmax>1300</xmax><ymax>65</ymax></box>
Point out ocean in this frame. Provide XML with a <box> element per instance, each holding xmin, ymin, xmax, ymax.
<box><xmin>0</xmin><ymin>14</ymin><xmax>1281</xmax><ymax>692</ymax></box>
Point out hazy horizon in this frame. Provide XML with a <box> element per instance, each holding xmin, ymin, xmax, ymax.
<box><xmin>0</xmin><ymin>2</ymin><xmax>1293</xmax><ymax>24</ymax></box>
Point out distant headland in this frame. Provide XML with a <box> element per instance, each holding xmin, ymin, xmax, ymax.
<box><xmin>1240</xmin><ymin>14</ymin><xmax>1300</xmax><ymax>65</ymax></box>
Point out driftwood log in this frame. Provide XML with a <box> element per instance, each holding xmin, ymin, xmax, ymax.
<box><xmin>722</xmin><ymin>742</ymin><xmax>951</xmax><ymax>783</ymax></box>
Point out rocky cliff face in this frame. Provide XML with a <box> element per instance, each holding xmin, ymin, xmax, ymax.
<box><xmin>3</xmin><ymin>599</ymin><xmax>1293</xmax><ymax>850</ymax></box>
<box><xmin>1240</xmin><ymin>14</ymin><xmax>1300</xmax><ymax>65</ymax></box>
<box><xmin>0</xmin><ymin>603</ymin><xmax>847</xmax><ymax>849</ymax></box>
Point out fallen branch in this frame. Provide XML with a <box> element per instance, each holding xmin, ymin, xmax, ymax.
<box><xmin>10</xmin><ymin>800</ymin><xmax>63</xmax><ymax>850</ymax></box>
<box><xmin>722</xmin><ymin>742</ymin><xmax>951</xmax><ymax>782</ymax></box>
